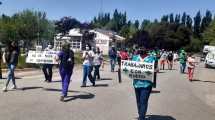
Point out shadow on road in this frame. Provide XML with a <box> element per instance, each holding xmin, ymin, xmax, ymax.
<box><xmin>21</xmin><ymin>87</ymin><xmax>43</xmax><ymax>91</ymax></box>
<box><xmin>43</xmin><ymin>88</ymin><xmax>81</xmax><ymax>93</ymax></box>
<box><xmin>97</xmin><ymin>78</ymin><xmax>112</xmax><ymax>81</ymax></box>
<box><xmin>192</xmin><ymin>79</ymin><xmax>215</xmax><ymax>84</ymax></box>
<box><xmin>43</xmin><ymin>88</ymin><xmax>95</xmax><ymax>102</ymax></box>
<box><xmin>94</xmin><ymin>83</ymin><xmax>109</xmax><ymax>87</ymax></box>
<box><xmin>146</xmin><ymin>115</ymin><xmax>176</xmax><ymax>120</ymax></box>
<box><xmin>51</xmin><ymin>80</ymin><xmax>61</xmax><ymax>83</ymax></box>
<box><xmin>64</xmin><ymin>93</ymin><xmax>95</xmax><ymax>102</ymax></box>
<box><xmin>151</xmin><ymin>90</ymin><xmax>161</xmax><ymax>94</ymax></box>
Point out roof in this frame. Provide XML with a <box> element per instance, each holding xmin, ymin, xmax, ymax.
<box><xmin>93</xmin><ymin>29</ymin><xmax>125</xmax><ymax>41</ymax></box>
<box><xmin>68</xmin><ymin>28</ymin><xmax>82</xmax><ymax>36</ymax></box>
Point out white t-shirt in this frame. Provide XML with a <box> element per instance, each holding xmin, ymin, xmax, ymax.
<box><xmin>173</xmin><ymin>53</ymin><xmax>178</xmax><ymax>60</ymax></box>
<box><xmin>82</xmin><ymin>50</ymin><xmax>94</xmax><ymax>65</ymax></box>
<box><xmin>187</xmin><ymin>57</ymin><xmax>195</xmax><ymax>68</ymax></box>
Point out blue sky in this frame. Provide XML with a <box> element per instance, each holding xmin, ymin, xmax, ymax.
<box><xmin>0</xmin><ymin>0</ymin><xmax>215</xmax><ymax>22</ymax></box>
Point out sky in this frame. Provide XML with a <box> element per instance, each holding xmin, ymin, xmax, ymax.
<box><xmin>0</xmin><ymin>0</ymin><xmax>215</xmax><ymax>22</ymax></box>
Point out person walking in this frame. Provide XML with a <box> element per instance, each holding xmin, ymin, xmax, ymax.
<box><xmin>167</xmin><ymin>51</ymin><xmax>174</xmax><ymax>70</ymax></box>
<box><xmin>187</xmin><ymin>53</ymin><xmax>197</xmax><ymax>81</ymax></box>
<box><xmin>159</xmin><ymin>50</ymin><xmax>167</xmax><ymax>70</ymax></box>
<box><xmin>93</xmin><ymin>47</ymin><xmax>102</xmax><ymax>80</ymax></box>
<box><xmin>55</xmin><ymin>43</ymin><xmax>74</xmax><ymax>101</ymax></box>
<box><xmin>108</xmin><ymin>45</ymin><xmax>117</xmax><ymax>72</ymax></box>
<box><xmin>132</xmin><ymin>49</ymin><xmax>155</xmax><ymax>120</ymax></box>
<box><xmin>179</xmin><ymin>50</ymin><xmax>187</xmax><ymax>73</ymax></box>
<box><xmin>173</xmin><ymin>52</ymin><xmax>179</xmax><ymax>63</ymax></box>
<box><xmin>2</xmin><ymin>41</ymin><xmax>19</xmax><ymax>92</ymax></box>
<box><xmin>81</xmin><ymin>46</ymin><xmax>95</xmax><ymax>87</ymax></box>
<box><xmin>42</xmin><ymin>44</ymin><xmax>53</xmax><ymax>83</ymax></box>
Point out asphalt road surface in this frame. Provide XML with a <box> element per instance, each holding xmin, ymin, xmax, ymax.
<box><xmin>0</xmin><ymin>61</ymin><xmax>215</xmax><ymax>120</ymax></box>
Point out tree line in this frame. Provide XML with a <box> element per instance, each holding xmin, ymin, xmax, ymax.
<box><xmin>1</xmin><ymin>9</ymin><xmax>215</xmax><ymax>52</ymax></box>
<box><xmin>91</xmin><ymin>9</ymin><xmax>215</xmax><ymax>52</ymax></box>
<box><xmin>0</xmin><ymin>9</ymin><xmax>55</xmax><ymax>49</ymax></box>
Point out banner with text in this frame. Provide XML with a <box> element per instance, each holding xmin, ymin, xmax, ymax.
<box><xmin>26</xmin><ymin>51</ymin><xmax>59</xmax><ymax>64</ymax></box>
<box><xmin>121</xmin><ymin>60</ymin><xmax>154</xmax><ymax>82</ymax></box>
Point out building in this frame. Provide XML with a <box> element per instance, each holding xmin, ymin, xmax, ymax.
<box><xmin>90</xmin><ymin>29</ymin><xmax>125</xmax><ymax>54</ymax></box>
<box><xmin>54</xmin><ymin>28</ymin><xmax>83</xmax><ymax>52</ymax></box>
<box><xmin>54</xmin><ymin>28</ymin><xmax>125</xmax><ymax>55</ymax></box>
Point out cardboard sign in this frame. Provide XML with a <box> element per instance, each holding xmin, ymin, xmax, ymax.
<box><xmin>121</xmin><ymin>60</ymin><xmax>155</xmax><ymax>82</ymax></box>
<box><xmin>26</xmin><ymin>51</ymin><xmax>59</xmax><ymax>64</ymax></box>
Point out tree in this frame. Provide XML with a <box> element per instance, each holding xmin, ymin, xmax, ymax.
<box><xmin>161</xmin><ymin>15</ymin><xmax>169</xmax><ymax>23</ymax></box>
<box><xmin>169</xmin><ymin>13</ymin><xmax>174</xmax><ymax>23</ymax></box>
<box><xmin>194</xmin><ymin>11</ymin><xmax>202</xmax><ymax>37</ymax></box>
<box><xmin>181</xmin><ymin>12</ymin><xmax>187</xmax><ymax>26</ymax></box>
<box><xmin>141</xmin><ymin>19</ymin><xmax>150</xmax><ymax>30</ymax></box>
<box><xmin>134</xmin><ymin>20</ymin><xmax>139</xmax><ymax>29</ymax></box>
<box><xmin>55</xmin><ymin>16</ymin><xmax>81</xmax><ymax>35</ymax></box>
<box><xmin>186</xmin><ymin>15</ymin><xmax>193</xmax><ymax>29</ymax></box>
<box><xmin>175</xmin><ymin>14</ymin><xmax>181</xmax><ymax>24</ymax></box>
<box><xmin>203</xmin><ymin>20</ymin><xmax>215</xmax><ymax>45</ymax></box>
<box><xmin>201</xmin><ymin>10</ymin><xmax>212</xmax><ymax>33</ymax></box>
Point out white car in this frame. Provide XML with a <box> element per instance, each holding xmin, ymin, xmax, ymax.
<box><xmin>205</xmin><ymin>52</ymin><xmax>215</xmax><ymax>68</ymax></box>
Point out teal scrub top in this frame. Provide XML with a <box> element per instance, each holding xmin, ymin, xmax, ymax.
<box><xmin>132</xmin><ymin>55</ymin><xmax>155</xmax><ymax>88</ymax></box>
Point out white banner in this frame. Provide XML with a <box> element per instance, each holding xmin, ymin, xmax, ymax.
<box><xmin>26</xmin><ymin>51</ymin><xmax>59</xmax><ymax>64</ymax></box>
<box><xmin>121</xmin><ymin>60</ymin><xmax>154</xmax><ymax>81</ymax></box>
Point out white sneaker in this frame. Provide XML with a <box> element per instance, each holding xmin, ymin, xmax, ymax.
<box><xmin>2</xmin><ymin>87</ymin><xmax>7</xmax><ymax>92</ymax></box>
<box><xmin>11</xmin><ymin>85</ymin><xmax>17</xmax><ymax>90</ymax></box>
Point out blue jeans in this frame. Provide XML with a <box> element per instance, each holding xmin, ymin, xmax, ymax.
<box><xmin>60</xmin><ymin>68</ymin><xmax>73</xmax><ymax>97</ymax></box>
<box><xmin>110</xmin><ymin>59</ymin><xmax>116</xmax><ymax>72</ymax></box>
<box><xmin>6</xmin><ymin>64</ymin><xmax>16</xmax><ymax>87</ymax></box>
<box><xmin>180</xmin><ymin>63</ymin><xmax>186</xmax><ymax>73</ymax></box>
<box><xmin>82</xmin><ymin>65</ymin><xmax>95</xmax><ymax>86</ymax></box>
<box><xmin>134</xmin><ymin>86</ymin><xmax>152</xmax><ymax>120</ymax></box>
<box><xmin>94</xmin><ymin>65</ymin><xmax>101</xmax><ymax>80</ymax></box>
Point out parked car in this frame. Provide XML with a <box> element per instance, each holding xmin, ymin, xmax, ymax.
<box><xmin>205</xmin><ymin>52</ymin><xmax>215</xmax><ymax>68</ymax></box>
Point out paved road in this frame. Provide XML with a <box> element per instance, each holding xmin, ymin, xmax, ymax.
<box><xmin>0</xmin><ymin>62</ymin><xmax>215</xmax><ymax>120</ymax></box>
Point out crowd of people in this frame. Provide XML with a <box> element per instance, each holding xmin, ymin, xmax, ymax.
<box><xmin>107</xmin><ymin>47</ymin><xmax>198</xmax><ymax>120</ymax></box>
<box><xmin>0</xmin><ymin>41</ymin><xmax>199</xmax><ymax>120</ymax></box>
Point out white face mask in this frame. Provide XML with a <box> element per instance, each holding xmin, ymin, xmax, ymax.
<box><xmin>48</xmin><ymin>45</ymin><xmax>52</xmax><ymax>49</ymax></box>
<box><xmin>86</xmin><ymin>47</ymin><xmax>89</xmax><ymax>51</ymax></box>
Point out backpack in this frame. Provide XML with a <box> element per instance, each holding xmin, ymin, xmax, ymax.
<box><xmin>168</xmin><ymin>53</ymin><xmax>173</xmax><ymax>60</ymax></box>
<box><xmin>61</xmin><ymin>50</ymin><xmax>74</xmax><ymax>70</ymax></box>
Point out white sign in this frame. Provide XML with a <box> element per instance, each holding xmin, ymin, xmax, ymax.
<box><xmin>121</xmin><ymin>60</ymin><xmax>155</xmax><ymax>82</ymax></box>
<box><xmin>26</xmin><ymin>51</ymin><xmax>59</xmax><ymax>64</ymax></box>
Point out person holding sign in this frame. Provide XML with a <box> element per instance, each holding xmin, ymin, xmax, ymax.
<box><xmin>55</xmin><ymin>43</ymin><xmax>74</xmax><ymax>102</ymax></box>
<box><xmin>42</xmin><ymin>44</ymin><xmax>53</xmax><ymax>83</ymax></box>
<box><xmin>131</xmin><ymin>50</ymin><xmax>156</xmax><ymax>120</ymax></box>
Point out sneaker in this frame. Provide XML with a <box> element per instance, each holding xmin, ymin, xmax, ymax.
<box><xmin>11</xmin><ymin>85</ymin><xmax>17</xmax><ymax>89</ymax></box>
<box><xmin>2</xmin><ymin>87</ymin><xmax>7</xmax><ymax>92</ymax></box>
